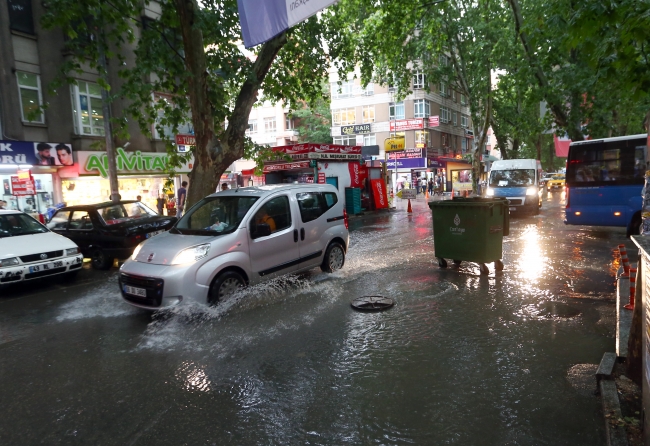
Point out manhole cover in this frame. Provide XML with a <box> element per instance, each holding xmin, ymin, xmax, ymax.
<box><xmin>351</xmin><ymin>296</ymin><xmax>395</xmax><ymax>311</ymax></box>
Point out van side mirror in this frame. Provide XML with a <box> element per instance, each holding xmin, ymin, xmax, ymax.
<box><xmin>251</xmin><ymin>223</ymin><xmax>272</xmax><ymax>239</ymax></box>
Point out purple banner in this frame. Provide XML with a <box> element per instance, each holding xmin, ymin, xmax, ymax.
<box><xmin>385</xmin><ymin>157</ymin><xmax>426</xmax><ymax>169</ymax></box>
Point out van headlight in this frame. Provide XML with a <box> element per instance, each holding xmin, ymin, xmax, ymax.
<box><xmin>485</xmin><ymin>188</ymin><xmax>494</xmax><ymax>196</ymax></box>
<box><xmin>131</xmin><ymin>242</ymin><xmax>145</xmax><ymax>260</ymax></box>
<box><xmin>171</xmin><ymin>244</ymin><xmax>211</xmax><ymax>265</ymax></box>
<box><xmin>0</xmin><ymin>257</ymin><xmax>19</xmax><ymax>268</ymax></box>
<box><xmin>526</xmin><ymin>187</ymin><xmax>537</xmax><ymax>196</ymax></box>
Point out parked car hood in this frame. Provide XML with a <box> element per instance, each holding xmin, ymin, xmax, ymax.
<box><xmin>0</xmin><ymin>232</ymin><xmax>78</xmax><ymax>258</ymax></box>
<box><xmin>132</xmin><ymin>231</ymin><xmax>236</xmax><ymax>265</ymax></box>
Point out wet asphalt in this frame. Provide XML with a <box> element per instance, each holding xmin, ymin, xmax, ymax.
<box><xmin>0</xmin><ymin>190</ymin><xmax>626</xmax><ymax>445</ymax></box>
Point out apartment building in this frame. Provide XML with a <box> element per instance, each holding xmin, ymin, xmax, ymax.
<box><xmin>329</xmin><ymin>67</ymin><xmax>474</xmax><ymax>192</ymax></box>
<box><xmin>0</xmin><ymin>0</ymin><xmax>190</xmax><ymax>213</ymax></box>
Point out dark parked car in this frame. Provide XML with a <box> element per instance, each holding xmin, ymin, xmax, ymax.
<box><xmin>47</xmin><ymin>201</ymin><xmax>177</xmax><ymax>269</ymax></box>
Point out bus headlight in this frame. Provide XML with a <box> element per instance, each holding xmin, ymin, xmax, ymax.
<box><xmin>486</xmin><ymin>188</ymin><xmax>494</xmax><ymax>196</ymax></box>
<box><xmin>526</xmin><ymin>187</ymin><xmax>537</xmax><ymax>196</ymax></box>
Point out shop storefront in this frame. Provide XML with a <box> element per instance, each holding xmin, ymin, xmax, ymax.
<box><xmin>0</xmin><ymin>140</ymin><xmax>67</xmax><ymax>215</ymax></box>
<box><xmin>58</xmin><ymin>149</ymin><xmax>192</xmax><ymax>213</ymax></box>
<box><xmin>263</xmin><ymin>144</ymin><xmax>386</xmax><ymax>210</ymax></box>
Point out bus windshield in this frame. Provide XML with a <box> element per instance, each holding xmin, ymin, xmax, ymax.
<box><xmin>489</xmin><ymin>169</ymin><xmax>535</xmax><ymax>187</ymax></box>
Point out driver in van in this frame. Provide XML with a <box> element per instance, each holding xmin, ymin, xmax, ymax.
<box><xmin>255</xmin><ymin>208</ymin><xmax>276</xmax><ymax>232</ymax></box>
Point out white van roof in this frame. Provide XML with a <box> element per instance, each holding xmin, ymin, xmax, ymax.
<box><xmin>490</xmin><ymin>159</ymin><xmax>539</xmax><ymax>170</ymax></box>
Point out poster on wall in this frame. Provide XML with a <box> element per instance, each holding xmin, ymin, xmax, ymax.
<box><xmin>33</xmin><ymin>142</ymin><xmax>74</xmax><ymax>166</ymax></box>
<box><xmin>370</xmin><ymin>179</ymin><xmax>388</xmax><ymax>209</ymax></box>
<box><xmin>348</xmin><ymin>163</ymin><xmax>368</xmax><ymax>188</ymax></box>
<box><xmin>3</xmin><ymin>179</ymin><xmax>10</xmax><ymax>195</ymax></box>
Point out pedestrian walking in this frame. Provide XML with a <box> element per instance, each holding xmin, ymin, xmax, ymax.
<box><xmin>177</xmin><ymin>181</ymin><xmax>188</xmax><ymax>217</ymax></box>
<box><xmin>428</xmin><ymin>178</ymin><xmax>434</xmax><ymax>195</ymax></box>
<box><xmin>156</xmin><ymin>192</ymin><xmax>166</xmax><ymax>215</ymax></box>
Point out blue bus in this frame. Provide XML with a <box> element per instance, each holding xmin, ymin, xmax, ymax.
<box><xmin>565</xmin><ymin>134</ymin><xmax>646</xmax><ymax>236</ymax></box>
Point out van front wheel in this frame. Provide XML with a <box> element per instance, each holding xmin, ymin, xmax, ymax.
<box><xmin>321</xmin><ymin>242</ymin><xmax>345</xmax><ymax>273</ymax></box>
<box><xmin>209</xmin><ymin>271</ymin><xmax>245</xmax><ymax>305</ymax></box>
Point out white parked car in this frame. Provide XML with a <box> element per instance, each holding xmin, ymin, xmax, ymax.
<box><xmin>0</xmin><ymin>210</ymin><xmax>84</xmax><ymax>285</ymax></box>
<box><xmin>119</xmin><ymin>184</ymin><xmax>350</xmax><ymax>310</ymax></box>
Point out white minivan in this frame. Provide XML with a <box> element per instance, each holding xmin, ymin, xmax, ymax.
<box><xmin>486</xmin><ymin>159</ymin><xmax>544</xmax><ymax>214</ymax></box>
<box><xmin>119</xmin><ymin>184</ymin><xmax>349</xmax><ymax>310</ymax></box>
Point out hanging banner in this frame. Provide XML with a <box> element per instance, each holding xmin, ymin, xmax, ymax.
<box><xmin>370</xmin><ymin>179</ymin><xmax>388</xmax><ymax>209</ymax></box>
<box><xmin>390</xmin><ymin>118</ymin><xmax>424</xmax><ymax>132</ymax></box>
<box><xmin>348</xmin><ymin>163</ymin><xmax>368</xmax><ymax>188</ymax></box>
<box><xmin>238</xmin><ymin>0</ymin><xmax>338</xmax><ymax>48</ymax></box>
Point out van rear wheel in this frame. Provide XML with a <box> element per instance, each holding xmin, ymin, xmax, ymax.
<box><xmin>209</xmin><ymin>271</ymin><xmax>245</xmax><ymax>305</ymax></box>
<box><xmin>321</xmin><ymin>242</ymin><xmax>345</xmax><ymax>273</ymax></box>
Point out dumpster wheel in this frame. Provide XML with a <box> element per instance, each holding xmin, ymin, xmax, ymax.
<box><xmin>495</xmin><ymin>260</ymin><xmax>504</xmax><ymax>271</ymax></box>
<box><xmin>437</xmin><ymin>258</ymin><xmax>448</xmax><ymax>268</ymax></box>
<box><xmin>479</xmin><ymin>263</ymin><xmax>489</xmax><ymax>275</ymax></box>
<box><xmin>453</xmin><ymin>260</ymin><xmax>462</xmax><ymax>266</ymax></box>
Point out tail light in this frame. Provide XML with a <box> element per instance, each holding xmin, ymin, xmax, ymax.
<box><xmin>38</xmin><ymin>213</ymin><xmax>45</xmax><ymax>224</ymax></box>
<box><xmin>565</xmin><ymin>187</ymin><xmax>569</xmax><ymax>208</ymax></box>
<box><xmin>343</xmin><ymin>209</ymin><xmax>349</xmax><ymax>229</ymax></box>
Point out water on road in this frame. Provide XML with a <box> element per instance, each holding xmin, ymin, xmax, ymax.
<box><xmin>0</xmin><ymin>191</ymin><xmax>624</xmax><ymax>445</ymax></box>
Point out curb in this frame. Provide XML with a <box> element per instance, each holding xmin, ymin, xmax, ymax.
<box><xmin>597</xmin><ymin>352</ymin><xmax>629</xmax><ymax>446</ymax></box>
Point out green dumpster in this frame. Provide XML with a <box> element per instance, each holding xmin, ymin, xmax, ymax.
<box><xmin>428</xmin><ymin>197</ymin><xmax>509</xmax><ymax>275</ymax></box>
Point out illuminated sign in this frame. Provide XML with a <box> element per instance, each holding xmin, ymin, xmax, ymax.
<box><xmin>384</xmin><ymin>137</ymin><xmax>406</xmax><ymax>152</ymax></box>
<box><xmin>341</xmin><ymin>124</ymin><xmax>371</xmax><ymax>135</ymax></box>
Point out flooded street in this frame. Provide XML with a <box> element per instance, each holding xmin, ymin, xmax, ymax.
<box><xmin>0</xmin><ymin>192</ymin><xmax>626</xmax><ymax>445</ymax></box>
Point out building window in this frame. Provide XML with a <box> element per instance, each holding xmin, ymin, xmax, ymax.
<box><xmin>462</xmin><ymin>138</ymin><xmax>468</xmax><ymax>153</ymax></box>
<box><xmin>72</xmin><ymin>81</ymin><xmax>105</xmax><ymax>136</ymax></box>
<box><xmin>151</xmin><ymin>93</ymin><xmax>193</xmax><ymax>140</ymax></box>
<box><xmin>451</xmin><ymin>89</ymin><xmax>456</xmax><ymax>101</ymax></box>
<box><xmin>439</xmin><ymin>82</ymin><xmax>448</xmax><ymax>97</ymax></box>
<box><xmin>285</xmin><ymin>115</ymin><xmax>294</xmax><ymax>130</ymax></box>
<box><xmin>460</xmin><ymin>94</ymin><xmax>467</xmax><ymax>105</ymax></box>
<box><xmin>415</xmin><ymin>131</ymin><xmax>430</xmax><ymax>147</ymax></box>
<box><xmin>264</xmin><ymin>117</ymin><xmax>277</xmax><ymax>132</ymax></box>
<box><xmin>440</xmin><ymin>106</ymin><xmax>451</xmax><ymax>124</ymax></box>
<box><xmin>452</xmin><ymin>112</ymin><xmax>457</xmax><ymax>126</ymax></box>
<box><xmin>333</xmin><ymin>135</ymin><xmax>356</xmax><ymax>145</ymax></box>
<box><xmin>8</xmin><ymin>0</ymin><xmax>35</xmax><ymax>34</ymax></box>
<box><xmin>17</xmin><ymin>72</ymin><xmax>43</xmax><ymax>123</ymax></box>
<box><xmin>363</xmin><ymin>134</ymin><xmax>376</xmax><ymax>146</ymax></box>
<box><xmin>461</xmin><ymin>115</ymin><xmax>469</xmax><ymax>128</ymax></box>
<box><xmin>247</xmin><ymin>120</ymin><xmax>258</xmax><ymax>133</ymax></box>
<box><xmin>414</xmin><ymin>99</ymin><xmax>430</xmax><ymax>118</ymax></box>
<box><xmin>389</xmin><ymin>102</ymin><xmax>405</xmax><ymax>120</ymax></box>
<box><xmin>331</xmin><ymin>80</ymin><xmax>354</xmax><ymax>99</ymax></box>
<box><xmin>362</xmin><ymin>83</ymin><xmax>374</xmax><ymax>96</ymax></box>
<box><xmin>439</xmin><ymin>54</ymin><xmax>449</xmax><ymax>67</ymax></box>
<box><xmin>413</xmin><ymin>72</ymin><xmax>426</xmax><ymax>89</ymax></box>
<box><xmin>332</xmin><ymin>108</ymin><xmax>356</xmax><ymax>126</ymax></box>
<box><xmin>362</xmin><ymin>105</ymin><xmax>375</xmax><ymax>123</ymax></box>
<box><xmin>486</xmin><ymin>135</ymin><xmax>491</xmax><ymax>144</ymax></box>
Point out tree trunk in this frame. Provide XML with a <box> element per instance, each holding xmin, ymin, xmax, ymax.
<box><xmin>473</xmin><ymin>64</ymin><xmax>492</xmax><ymax>194</ymax></box>
<box><xmin>535</xmin><ymin>134</ymin><xmax>542</xmax><ymax>161</ymax></box>
<box><xmin>174</xmin><ymin>0</ymin><xmax>287</xmax><ymax>208</ymax></box>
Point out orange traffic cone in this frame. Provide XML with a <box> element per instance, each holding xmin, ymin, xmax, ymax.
<box><xmin>407</xmin><ymin>199</ymin><xmax>412</xmax><ymax>213</ymax></box>
<box><xmin>425</xmin><ymin>188</ymin><xmax>429</xmax><ymax>199</ymax></box>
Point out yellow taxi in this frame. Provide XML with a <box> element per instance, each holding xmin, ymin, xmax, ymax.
<box><xmin>547</xmin><ymin>173</ymin><xmax>565</xmax><ymax>191</ymax></box>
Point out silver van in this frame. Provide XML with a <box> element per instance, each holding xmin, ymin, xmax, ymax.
<box><xmin>119</xmin><ymin>184</ymin><xmax>349</xmax><ymax>310</ymax></box>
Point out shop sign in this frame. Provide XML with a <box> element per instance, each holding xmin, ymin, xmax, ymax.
<box><xmin>384</xmin><ymin>137</ymin><xmax>405</xmax><ymax>152</ymax></box>
<box><xmin>11</xmin><ymin>175</ymin><xmax>35</xmax><ymax>196</ymax></box>
<box><xmin>273</xmin><ymin>143</ymin><xmax>362</xmax><ymax>155</ymax></box>
<box><xmin>1</xmin><ymin>141</ymin><xmax>74</xmax><ymax>165</ymax></box>
<box><xmin>465</xmin><ymin>129</ymin><xmax>474</xmax><ymax>138</ymax></box>
<box><xmin>428</xmin><ymin>158</ymin><xmax>444</xmax><ymax>168</ymax></box>
<box><xmin>78</xmin><ymin>148</ymin><xmax>193</xmax><ymax>178</ymax></box>
<box><xmin>404</xmin><ymin>148</ymin><xmax>423</xmax><ymax>158</ymax></box>
<box><xmin>263</xmin><ymin>161</ymin><xmax>311</xmax><ymax>173</ymax></box>
<box><xmin>428</xmin><ymin>116</ymin><xmax>440</xmax><ymax>127</ymax></box>
<box><xmin>318</xmin><ymin>172</ymin><xmax>326</xmax><ymax>184</ymax></box>
<box><xmin>401</xmin><ymin>189</ymin><xmax>417</xmax><ymax>200</ymax></box>
<box><xmin>390</xmin><ymin>118</ymin><xmax>424</xmax><ymax>132</ymax></box>
<box><xmin>341</xmin><ymin>124</ymin><xmax>371</xmax><ymax>135</ymax></box>
<box><xmin>175</xmin><ymin>134</ymin><xmax>195</xmax><ymax>146</ymax></box>
<box><xmin>385</xmin><ymin>157</ymin><xmax>426</xmax><ymax>169</ymax></box>
<box><xmin>307</xmin><ymin>152</ymin><xmax>361</xmax><ymax>160</ymax></box>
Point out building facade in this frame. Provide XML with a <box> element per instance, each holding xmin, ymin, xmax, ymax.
<box><xmin>0</xmin><ymin>0</ymin><xmax>190</xmax><ymax>214</ymax></box>
<box><xmin>329</xmin><ymin>68</ymin><xmax>474</xmax><ymax>193</ymax></box>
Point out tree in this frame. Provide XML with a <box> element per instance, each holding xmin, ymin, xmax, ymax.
<box><xmin>43</xmin><ymin>0</ymin><xmax>337</xmax><ymax>207</ymax></box>
<box><xmin>290</xmin><ymin>82</ymin><xmax>333</xmax><ymax>144</ymax></box>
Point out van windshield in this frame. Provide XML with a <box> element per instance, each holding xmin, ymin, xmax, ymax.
<box><xmin>171</xmin><ymin>196</ymin><xmax>259</xmax><ymax>236</ymax></box>
<box><xmin>489</xmin><ymin>169</ymin><xmax>535</xmax><ymax>187</ymax></box>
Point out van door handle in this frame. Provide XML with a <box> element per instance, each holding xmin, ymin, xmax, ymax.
<box><xmin>300</xmin><ymin>228</ymin><xmax>305</xmax><ymax>241</ymax></box>
<box><xmin>293</xmin><ymin>229</ymin><xmax>298</xmax><ymax>242</ymax></box>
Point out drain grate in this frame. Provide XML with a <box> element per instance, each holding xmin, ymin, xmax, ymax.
<box><xmin>351</xmin><ymin>296</ymin><xmax>395</xmax><ymax>312</ymax></box>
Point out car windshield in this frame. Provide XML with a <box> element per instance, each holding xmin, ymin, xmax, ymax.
<box><xmin>171</xmin><ymin>196</ymin><xmax>259</xmax><ymax>236</ymax></box>
<box><xmin>0</xmin><ymin>213</ymin><xmax>49</xmax><ymax>237</ymax></box>
<box><xmin>98</xmin><ymin>202</ymin><xmax>158</xmax><ymax>225</ymax></box>
<box><xmin>489</xmin><ymin>169</ymin><xmax>535</xmax><ymax>187</ymax></box>
<box><xmin>552</xmin><ymin>174</ymin><xmax>565</xmax><ymax>180</ymax></box>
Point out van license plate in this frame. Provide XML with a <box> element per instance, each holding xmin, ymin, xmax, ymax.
<box><xmin>124</xmin><ymin>285</ymin><xmax>147</xmax><ymax>297</ymax></box>
<box><xmin>509</xmin><ymin>207</ymin><xmax>516</xmax><ymax>211</ymax></box>
<box><xmin>146</xmin><ymin>230</ymin><xmax>163</xmax><ymax>239</ymax></box>
<box><xmin>29</xmin><ymin>261</ymin><xmax>63</xmax><ymax>273</ymax></box>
